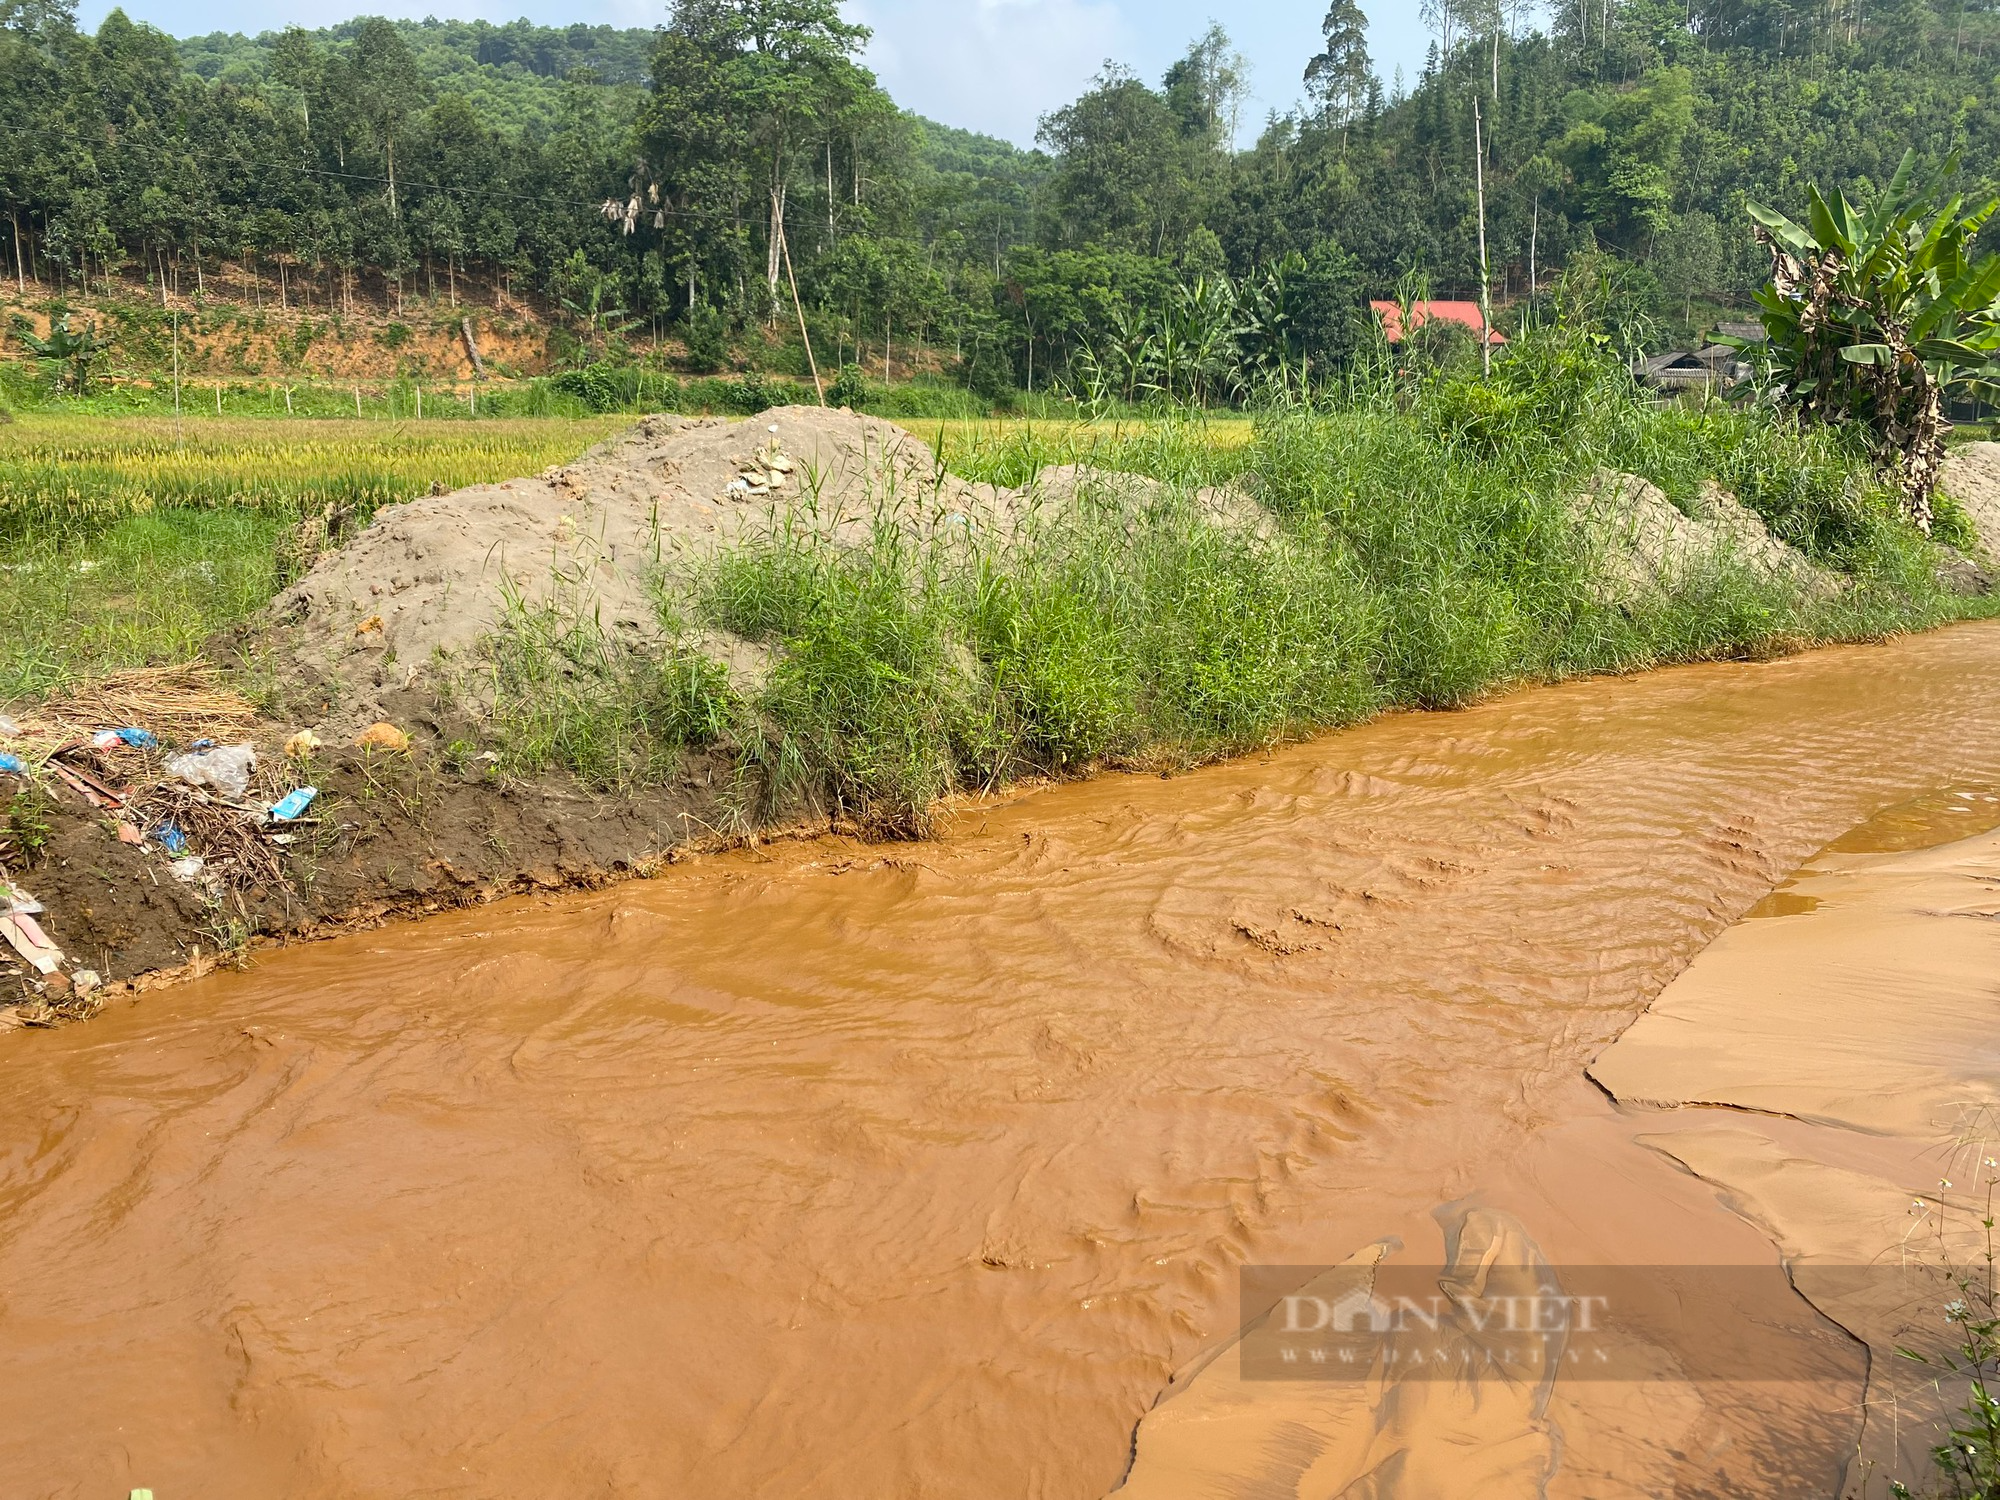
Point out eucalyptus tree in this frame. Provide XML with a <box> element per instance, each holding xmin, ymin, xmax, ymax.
<box><xmin>1306</xmin><ymin>0</ymin><xmax>1375</xmax><ymax>138</ymax></box>
<box><xmin>350</xmin><ymin>19</ymin><xmax>424</xmax><ymax>219</ymax></box>
<box><xmin>634</xmin><ymin>0</ymin><xmax>874</xmax><ymax>321</ymax></box>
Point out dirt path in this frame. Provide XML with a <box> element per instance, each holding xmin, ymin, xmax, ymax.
<box><xmin>5</xmin><ymin>624</ymin><xmax>2000</xmax><ymax>1499</ymax></box>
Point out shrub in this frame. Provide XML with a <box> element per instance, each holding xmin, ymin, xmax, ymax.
<box><xmin>682</xmin><ymin>305</ymin><xmax>730</xmax><ymax>374</ymax></box>
<box><xmin>827</xmin><ymin>364</ymin><xmax>870</xmax><ymax>409</ymax></box>
<box><xmin>552</xmin><ymin>364</ymin><xmax>626</xmax><ymax>413</ymax></box>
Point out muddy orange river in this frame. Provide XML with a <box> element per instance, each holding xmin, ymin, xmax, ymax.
<box><xmin>9</xmin><ymin>624</ymin><xmax>2000</xmax><ymax>1500</ymax></box>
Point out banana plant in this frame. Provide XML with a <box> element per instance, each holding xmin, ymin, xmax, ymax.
<box><xmin>1746</xmin><ymin>151</ymin><xmax>2000</xmax><ymax>533</ymax></box>
<box><xmin>16</xmin><ymin>314</ymin><xmax>105</xmax><ymax>396</ymax></box>
<box><xmin>1101</xmin><ymin>300</ymin><xmax>1157</xmax><ymax>405</ymax></box>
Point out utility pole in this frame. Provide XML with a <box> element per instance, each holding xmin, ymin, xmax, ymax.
<box><xmin>1473</xmin><ymin>96</ymin><xmax>1493</xmax><ymax>377</ymax></box>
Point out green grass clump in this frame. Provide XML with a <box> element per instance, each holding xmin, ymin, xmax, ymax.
<box><xmin>687</xmin><ymin>491</ymin><xmax>1381</xmax><ymax>830</ymax></box>
<box><xmin>476</xmin><ymin>598</ymin><xmax>737</xmax><ymax>791</ymax></box>
<box><xmin>713</xmin><ymin>528</ymin><xmax>993</xmax><ymax>833</ymax></box>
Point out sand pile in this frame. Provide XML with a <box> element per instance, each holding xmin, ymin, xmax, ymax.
<box><xmin>268</xmin><ymin>408</ymin><xmax>1012</xmax><ymax>693</ymax></box>
<box><xmin>1944</xmin><ymin>441</ymin><xmax>2000</xmax><ymax>559</ymax></box>
<box><xmin>262</xmin><ymin>408</ymin><xmax>1293</xmax><ymax>731</ymax></box>
<box><xmin>1575</xmin><ymin>471</ymin><xmax>1836</xmax><ymax>606</ymax></box>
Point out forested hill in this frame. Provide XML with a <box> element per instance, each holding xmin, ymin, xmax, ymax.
<box><xmin>1</xmin><ymin>1</ymin><xmax>1998</xmax><ymax>398</ymax></box>
<box><xmin>177</xmin><ymin>21</ymin><xmax>656</xmax><ymax>138</ymax></box>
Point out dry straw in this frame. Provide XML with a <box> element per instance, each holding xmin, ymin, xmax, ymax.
<box><xmin>43</xmin><ymin>661</ymin><xmax>257</xmax><ymax>742</ymax></box>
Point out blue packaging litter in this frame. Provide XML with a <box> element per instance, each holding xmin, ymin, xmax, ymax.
<box><xmin>270</xmin><ymin>787</ymin><xmax>319</xmax><ymax>821</ymax></box>
<box><xmin>90</xmin><ymin>727</ymin><xmax>158</xmax><ymax>750</ymax></box>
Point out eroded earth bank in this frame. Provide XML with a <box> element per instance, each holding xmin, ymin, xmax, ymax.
<box><xmin>6</xmin><ymin>623</ymin><xmax>2000</xmax><ymax>1498</ymax></box>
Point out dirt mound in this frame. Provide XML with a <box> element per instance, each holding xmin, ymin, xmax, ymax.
<box><xmin>1024</xmin><ymin>464</ymin><xmax>1280</xmax><ymax>543</ymax></box>
<box><xmin>261</xmin><ymin>408</ymin><xmax>1295</xmax><ymax>734</ymax></box>
<box><xmin>1943</xmin><ymin>442</ymin><xmax>2000</xmax><ymax>560</ymax></box>
<box><xmin>266</xmin><ymin>407</ymin><xmax>1017</xmax><ymax>729</ymax></box>
<box><xmin>1575</xmin><ymin>472</ymin><xmax>1836</xmax><ymax>607</ymax></box>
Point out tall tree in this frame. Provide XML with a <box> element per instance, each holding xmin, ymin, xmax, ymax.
<box><xmin>1162</xmin><ymin>24</ymin><xmax>1250</xmax><ymax>148</ymax></box>
<box><xmin>656</xmin><ymin>0</ymin><xmax>871</xmax><ymax>302</ymax></box>
<box><xmin>1038</xmin><ymin>65</ymin><xmax>1200</xmax><ymax>256</ymax></box>
<box><xmin>350</xmin><ymin>18</ymin><xmax>423</xmax><ymax>219</ymax></box>
<box><xmin>1305</xmin><ymin>1</ymin><xmax>1375</xmax><ymax>132</ymax></box>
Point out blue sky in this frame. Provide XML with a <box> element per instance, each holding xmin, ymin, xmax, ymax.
<box><xmin>75</xmin><ymin>0</ymin><xmax>1436</xmax><ymax>147</ymax></box>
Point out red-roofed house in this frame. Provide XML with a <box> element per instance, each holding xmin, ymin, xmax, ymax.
<box><xmin>1370</xmin><ymin>300</ymin><xmax>1506</xmax><ymax>346</ymax></box>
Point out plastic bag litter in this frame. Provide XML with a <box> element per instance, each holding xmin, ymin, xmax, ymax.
<box><xmin>0</xmin><ymin>714</ymin><xmax>20</xmax><ymax>738</ymax></box>
<box><xmin>0</xmin><ymin>753</ymin><xmax>23</xmax><ymax>776</ymax></box>
<box><xmin>91</xmin><ymin>727</ymin><xmax>158</xmax><ymax>751</ymax></box>
<box><xmin>0</xmin><ymin>909</ymin><xmax>62</xmax><ymax>974</ymax></box>
<box><xmin>153</xmin><ymin>823</ymin><xmax>189</xmax><ymax>856</ymax></box>
<box><xmin>163</xmin><ymin>743</ymin><xmax>256</xmax><ymax>801</ymax></box>
<box><xmin>168</xmin><ymin>856</ymin><xmax>206</xmax><ymax>885</ymax></box>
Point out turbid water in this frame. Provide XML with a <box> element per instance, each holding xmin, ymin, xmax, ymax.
<box><xmin>7</xmin><ymin>623</ymin><xmax>2000</xmax><ymax>1500</ymax></box>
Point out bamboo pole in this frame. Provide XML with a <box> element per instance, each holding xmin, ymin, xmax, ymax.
<box><xmin>780</xmin><ymin>221</ymin><xmax>825</xmax><ymax>406</ymax></box>
<box><xmin>172</xmin><ymin>312</ymin><xmax>182</xmax><ymax>449</ymax></box>
<box><xmin>1473</xmin><ymin>97</ymin><xmax>1493</xmax><ymax>378</ymax></box>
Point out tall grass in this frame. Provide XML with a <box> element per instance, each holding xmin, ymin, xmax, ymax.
<box><xmin>483</xmin><ymin>327</ymin><xmax>1998</xmax><ymax>831</ymax></box>
<box><xmin>0</xmin><ymin>508</ymin><xmax>286</xmax><ymax>702</ymax></box>
<box><xmin>478</xmin><ymin>595</ymin><xmax>736</xmax><ymax>791</ymax></box>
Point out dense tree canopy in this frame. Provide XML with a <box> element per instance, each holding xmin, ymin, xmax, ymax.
<box><xmin>2</xmin><ymin>0</ymin><xmax>2000</xmax><ymax>398</ymax></box>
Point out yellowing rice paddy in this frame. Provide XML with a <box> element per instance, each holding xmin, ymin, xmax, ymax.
<box><xmin>0</xmin><ymin>414</ymin><xmax>633</xmax><ymax>531</ymax></box>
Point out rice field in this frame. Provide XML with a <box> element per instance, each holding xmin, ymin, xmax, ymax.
<box><xmin>0</xmin><ymin>414</ymin><xmax>632</xmax><ymax>539</ymax></box>
<box><xmin>0</xmin><ymin>413</ymin><xmax>630</xmax><ymax>700</ymax></box>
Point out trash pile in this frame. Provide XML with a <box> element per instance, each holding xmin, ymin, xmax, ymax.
<box><xmin>0</xmin><ymin>681</ymin><xmax>364</xmax><ymax>1022</ymax></box>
